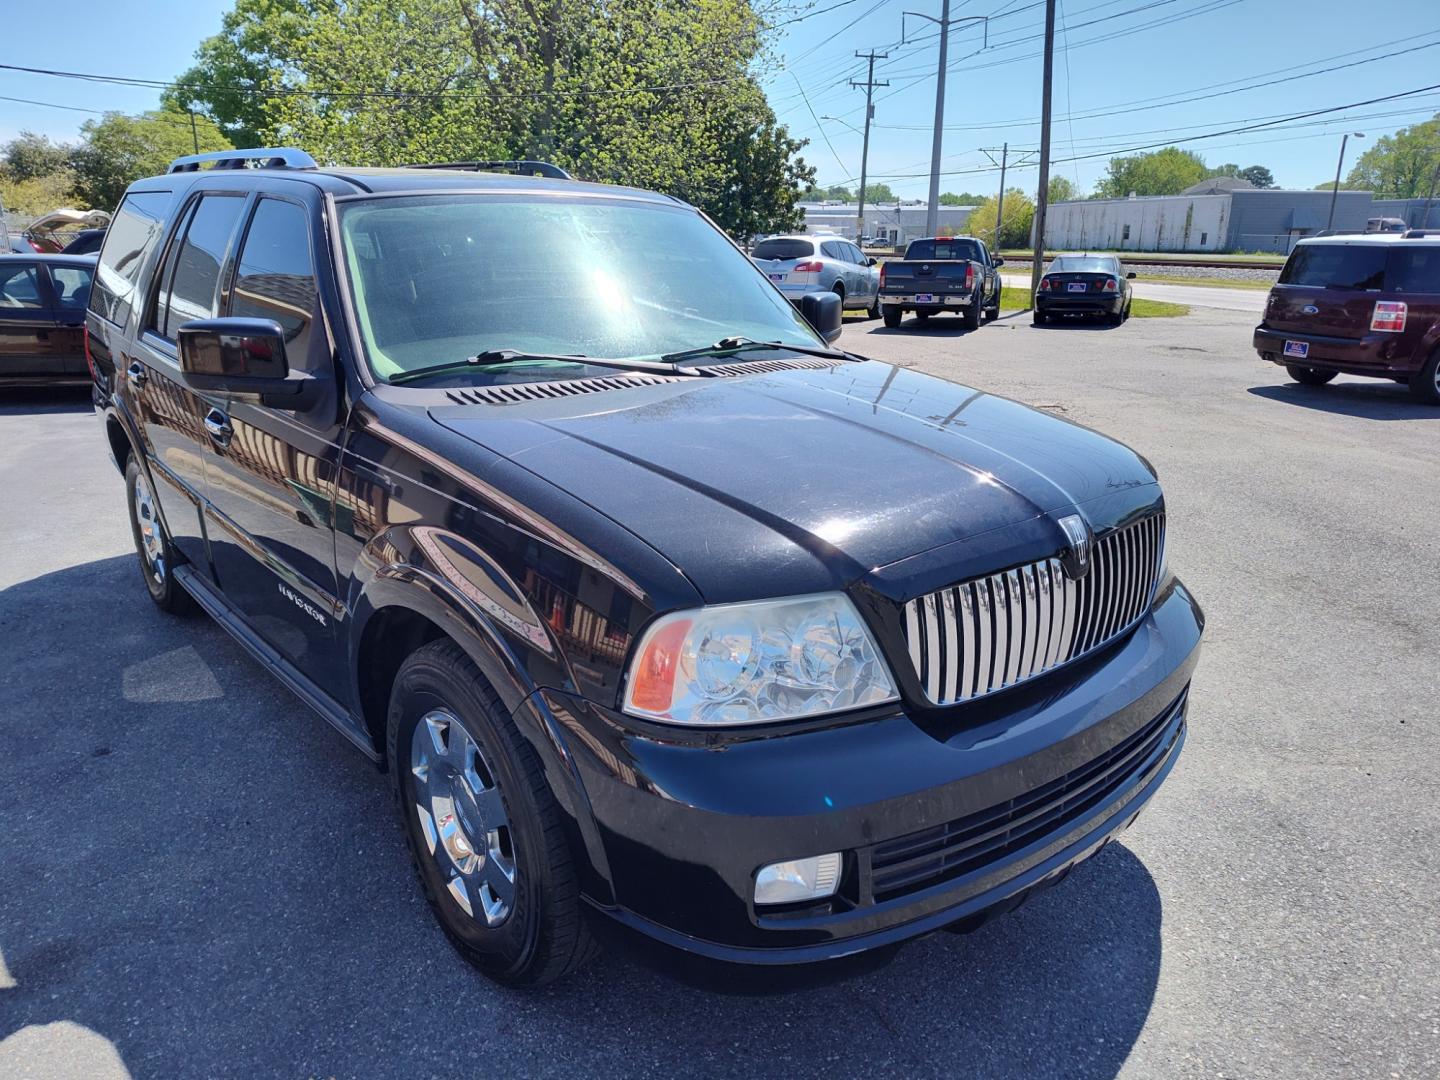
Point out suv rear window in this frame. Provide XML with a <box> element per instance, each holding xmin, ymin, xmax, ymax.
<box><xmin>1279</xmin><ymin>244</ymin><xmax>1387</xmax><ymax>290</ymax></box>
<box><xmin>906</xmin><ymin>239</ymin><xmax>981</xmax><ymax>261</ymax></box>
<box><xmin>1386</xmin><ymin>248</ymin><xmax>1440</xmax><ymax>294</ymax></box>
<box><xmin>90</xmin><ymin>190</ymin><xmax>170</xmax><ymax>327</ymax></box>
<box><xmin>752</xmin><ymin>239</ymin><xmax>814</xmax><ymax>260</ymax></box>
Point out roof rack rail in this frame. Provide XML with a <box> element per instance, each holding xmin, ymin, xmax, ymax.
<box><xmin>1403</xmin><ymin>228</ymin><xmax>1440</xmax><ymax>238</ymax></box>
<box><xmin>401</xmin><ymin>159</ymin><xmax>572</xmax><ymax>180</ymax></box>
<box><xmin>167</xmin><ymin>147</ymin><xmax>318</xmax><ymax>174</ymax></box>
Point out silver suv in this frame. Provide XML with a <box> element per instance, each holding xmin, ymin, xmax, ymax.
<box><xmin>752</xmin><ymin>234</ymin><xmax>881</xmax><ymax>318</ymax></box>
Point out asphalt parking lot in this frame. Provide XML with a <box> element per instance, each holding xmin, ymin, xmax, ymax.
<box><xmin>2</xmin><ymin>303</ymin><xmax>1437</xmax><ymax>1079</ymax></box>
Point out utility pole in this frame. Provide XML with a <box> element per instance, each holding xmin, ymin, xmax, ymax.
<box><xmin>1326</xmin><ymin>132</ymin><xmax>1365</xmax><ymax>233</ymax></box>
<box><xmin>980</xmin><ymin>144</ymin><xmax>1034</xmax><ymax>252</ymax></box>
<box><xmin>904</xmin><ymin>7</ymin><xmax>988</xmax><ymax>236</ymax></box>
<box><xmin>851</xmin><ymin>51</ymin><xmax>889</xmax><ymax>242</ymax></box>
<box><xmin>188</xmin><ymin>108</ymin><xmax>200</xmax><ymax>155</ymax></box>
<box><xmin>1030</xmin><ymin>0</ymin><xmax>1056</xmax><ymax>298</ymax></box>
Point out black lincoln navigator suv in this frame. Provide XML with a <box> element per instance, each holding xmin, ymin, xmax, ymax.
<box><xmin>88</xmin><ymin>148</ymin><xmax>1204</xmax><ymax>986</ymax></box>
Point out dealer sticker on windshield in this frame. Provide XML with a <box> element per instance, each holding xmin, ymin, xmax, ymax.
<box><xmin>1283</xmin><ymin>340</ymin><xmax>1309</xmax><ymax>359</ymax></box>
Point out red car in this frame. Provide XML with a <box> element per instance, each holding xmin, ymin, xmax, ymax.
<box><xmin>1254</xmin><ymin>231</ymin><xmax>1440</xmax><ymax>404</ymax></box>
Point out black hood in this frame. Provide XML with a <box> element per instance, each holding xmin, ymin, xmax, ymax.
<box><xmin>431</xmin><ymin>361</ymin><xmax>1157</xmax><ymax>603</ymax></box>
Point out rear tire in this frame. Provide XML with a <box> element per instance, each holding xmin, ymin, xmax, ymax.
<box><xmin>962</xmin><ymin>295</ymin><xmax>982</xmax><ymax>330</ymax></box>
<box><xmin>1286</xmin><ymin>364</ymin><xmax>1337</xmax><ymax>386</ymax></box>
<box><xmin>883</xmin><ymin>306</ymin><xmax>902</xmax><ymax>328</ymax></box>
<box><xmin>914</xmin><ymin>310</ymin><xmax>931</xmax><ymax>324</ymax></box>
<box><xmin>388</xmin><ymin>640</ymin><xmax>599</xmax><ymax>988</ymax></box>
<box><xmin>1409</xmin><ymin>350</ymin><xmax>1440</xmax><ymax>405</ymax></box>
<box><xmin>124</xmin><ymin>456</ymin><xmax>195</xmax><ymax>615</ymax></box>
<box><xmin>1032</xmin><ymin>310</ymin><xmax>1047</xmax><ymax>326</ymax></box>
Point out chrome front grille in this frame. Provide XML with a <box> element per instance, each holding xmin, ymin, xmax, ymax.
<box><xmin>902</xmin><ymin>513</ymin><xmax>1165</xmax><ymax>705</ymax></box>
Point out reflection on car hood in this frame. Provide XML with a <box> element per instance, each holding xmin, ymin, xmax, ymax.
<box><xmin>432</xmin><ymin>360</ymin><xmax>1156</xmax><ymax>602</ymax></box>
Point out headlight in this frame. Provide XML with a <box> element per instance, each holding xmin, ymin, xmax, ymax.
<box><xmin>622</xmin><ymin>593</ymin><xmax>898</xmax><ymax>726</ymax></box>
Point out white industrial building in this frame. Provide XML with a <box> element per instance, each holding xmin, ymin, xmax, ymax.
<box><xmin>1040</xmin><ymin>183</ymin><xmax>1437</xmax><ymax>254</ymax></box>
<box><xmin>797</xmin><ymin>202</ymin><xmax>979</xmax><ymax>246</ymax></box>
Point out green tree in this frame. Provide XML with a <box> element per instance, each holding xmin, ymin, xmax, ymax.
<box><xmin>70</xmin><ymin>109</ymin><xmax>232</xmax><ymax>210</ymax></box>
<box><xmin>1237</xmin><ymin>164</ymin><xmax>1276</xmax><ymax>189</ymax></box>
<box><xmin>939</xmin><ymin>191</ymin><xmax>986</xmax><ymax>205</ymax></box>
<box><xmin>0</xmin><ymin>172</ymin><xmax>81</xmax><ymax>216</ymax></box>
<box><xmin>1095</xmin><ymin>147</ymin><xmax>1210</xmax><ymax>198</ymax></box>
<box><xmin>966</xmin><ymin>187</ymin><xmax>1034</xmax><ymax>248</ymax></box>
<box><xmin>2</xmin><ymin>132</ymin><xmax>74</xmax><ymax>183</ymax></box>
<box><xmin>860</xmin><ymin>182</ymin><xmax>894</xmax><ymax>203</ymax></box>
<box><xmin>175</xmin><ymin>0</ymin><xmax>814</xmax><ymax>237</ymax></box>
<box><xmin>1344</xmin><ymin>114</ymin><xmax>1440</xmax><ymax>197</ymax></box>
<box><xmin>1047</xmin><ymin>175</ymin><xmax>1078</xmax><ymax>203</ymax></box>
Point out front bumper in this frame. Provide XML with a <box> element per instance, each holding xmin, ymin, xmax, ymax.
<box><xmin>528</xmin><ymin>576</ymin><xmax>1204</xmax><ymax>965</ymax></box>
<box><xmin>1252</xmin><ymin>325</ymin><xmax>1414</xmax><ymax>376</ymax></box>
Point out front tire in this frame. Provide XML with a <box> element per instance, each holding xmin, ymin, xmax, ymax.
<box><xmin>1286</xmin><ymin>364</ymin><xmax>1337</xmax><ymax>386</ymax></box>
<box><xmin>1410</xmin><ymin>350</ymin><xmax>1440</xmax><ymax>405</ymax></box>
<box><xmin>867</xmin><ymin>296</ymin><xmax>881</xmax><ymax>319</ymax></box>
<box><xmin>882</xmin><ymin>306</ymin><xmax>902</xmax><ymax>328</ymax></box>
<box><xmin>124</xmin><ymin>456</ymin><xmax>194</xmax><ymax>615</ymax></box>
<box><xmin>388</xmin><ymin>640</ymin><xmax>598</xmax><ymax>988</ymax></box>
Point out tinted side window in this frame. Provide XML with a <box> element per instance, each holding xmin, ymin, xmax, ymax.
<box><xmin>0</xmin><ymin>263</ymin><xmax>44</xmax><ymax>308</ymax></box>
<box><xmin>845</xmin><ymin>243</ymin><xmax>865</xmax><ymax>264</ymax></box>
<box><xmin>229</xmin><ymin>199</ymin><xmax>318</xmax><ymax>369</ymax></box>
<box><xmin>49</xmin><ymin>265</ymin><xmax>93</xmax><ymax>310</ymax></box>
<box><xmin>820</xmin><ymin>241</ymin><xmax>842</xmax><ymax>259</ymax></box>
<box><xmin>89</xmin><ymin>190</ymin><xmax>170</xmax><ymax>326</ymax></box>
<box><xmin>1279</xmin><ymin>244</ymin><xmax>1386</xmax><ymax>291</ymax></box>
<box><xmin>1386</xmin><ymin>248</ymin><xmax>1440</xmax><ymax>294</ymax></box>
<box><xmin>163</xmin><ymin>194</ymin><xmax>247</xmax><ymax>338</ymax></box>
<box><xmin>752</xmin><ymin>239</ymin><xmax>814</xmax><ymax>260</ymax></box>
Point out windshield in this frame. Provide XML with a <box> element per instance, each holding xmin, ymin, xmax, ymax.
<box><xmin>338</xmin><ymin>194</ymin><xmax>823</xmax><ymax>383</ymax></box>
<box><xmin>1050</xmin><ymin>257</ymin><xmax>1118</xmax><ymax>274</ymax></box>
<box><xmin>905</xmin><ymin>239</ymin><xmax>981</xmax><ymax>261</ymax></box>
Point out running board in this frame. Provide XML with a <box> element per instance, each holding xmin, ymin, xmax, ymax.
<box><xmin>174</xmin><ymin>565</ymin><xmax>380</xmax><ymax>763</ymax></box>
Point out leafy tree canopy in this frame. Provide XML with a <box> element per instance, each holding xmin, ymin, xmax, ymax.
<box><xmin>967</xmin><ymin>187</ymin><xmax>1034</xmax><ymax>249</ymax></box>
<box><xmin>1047</xmin><ymin>175</ymin><xmax>1079</xmax><ymax>203</ymax></box>
<box><xmin>861</xmin><ymin>182</ymin><xmax>894</xmax><ymax>203</ymax></box>
<box><xmin>1344</xmin><ymin>114</ymin><xmax>1440</xmax><ymax>198</ymax></box>
<box><xmin>939</xmin><ymin>191</ymin><xmax>986</xmax><ymax>205</ymax></box>
<box><xmin>3</xmin><ymin>132</ymin><xmax>74</xmax><ymax>183</ymax></box>
<box><xmin>70</xmin><ymin>109</ymin><xmax>232</xmax><ymax>210</ymax></box>
<box><xmin>171</xmin><ymin>0</ymin><xmax>814</xmax><ymax>238</ymax></box>
<box><xmin>1095</xmin><ymin>147</ymin><xmax>1210</xmax><ymax>198</ymax></box>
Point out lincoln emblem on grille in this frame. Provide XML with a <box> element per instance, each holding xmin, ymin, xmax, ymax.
<box><xmin>1056</xmin><ymin>514</ymin><xmax>1092</xmax><ymax>579</ymax></box>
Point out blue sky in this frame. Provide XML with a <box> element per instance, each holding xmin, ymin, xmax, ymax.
<box><xmin>2</xmin><ymin>0</ymin><xmax>1436</xmax><ymax>201</ymax></box>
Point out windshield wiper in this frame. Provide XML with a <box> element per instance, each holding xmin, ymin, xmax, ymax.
<box><xmin>389</xmin><ymin>349</ymin><xmax>700</xmax><ymax>386</ymax></box>
<box><xmin>659</xmin><ymin>337</ymin><xmax>853</xmax><ymax>366</ymax></box>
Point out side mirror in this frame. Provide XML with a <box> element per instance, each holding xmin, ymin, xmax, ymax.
<box><xmin>177</xmin><ymin>317</ymin><xmax>324</xmax><ymax>410</ymax></box>
<box><xmin>867</xmin><ymin>256</ymin><xmax>878</xmax><ymax>266</ymax></box>
<box><xmin>993</xmin><ymin>255</ymin><xmax>1006</xmax><ymax>266</ymax></box>
<box><xmin>1126</xmin><ymin>271</ymin><xmax>1137</xmax><ymax>279</ymax></box>
<box><xmin>799</xmin><ymin>291</ymin><xmax>843</xmax><ymax>343</ymax></box>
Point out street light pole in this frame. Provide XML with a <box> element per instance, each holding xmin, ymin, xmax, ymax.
<box><xmin>1326</xmin><ymin>132</ymin><xmax>1365</xmax><ymax>233</ymax></box>
<box><xmin>904</xmin><ymin>6</ymin><xmax>988</xmax><ymax>236</ymax></box>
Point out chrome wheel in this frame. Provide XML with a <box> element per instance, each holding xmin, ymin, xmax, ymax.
<box><xmin>132</xmin><ymin>472</ymin><xmax>165</xmax><ymax>585</ymax></box>
<box><xmin>410</xmin><ymin>709</ymin><xmax>516</xmax><ymax>927</ymax></box>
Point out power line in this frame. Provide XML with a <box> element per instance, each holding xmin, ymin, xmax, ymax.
<box><xmin>792</xmin><ymin>72</ymin><xmax>851</xmax><ymax>175</ymax></box>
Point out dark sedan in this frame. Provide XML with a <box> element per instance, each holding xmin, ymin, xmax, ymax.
<box><xmin>1034</xmin><ymin>255</ymin><xmax>1135</xmax><ymax>325</ymax></box>
<box><xmin>0</xmin><ymin>253</ymin><xmax>96</xmax><ymax>387</ymax></box>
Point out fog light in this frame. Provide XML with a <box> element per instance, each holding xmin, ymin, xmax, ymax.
<box><xmin>754</xmin><ymin>853</ymin><xmax>842</xmax><ymax>905</ymax></box>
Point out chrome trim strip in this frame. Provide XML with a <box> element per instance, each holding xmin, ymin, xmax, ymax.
<box><xmin>901</xmin><ymin>513</ymin><xmax>1166</xmax><ymax>706</ymax></box>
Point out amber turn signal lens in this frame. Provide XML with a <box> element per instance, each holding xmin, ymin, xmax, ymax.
<box><xmin>627</xmin><ymin>617</ymin><xmax>692</xmax><ymax>713</ymax></box>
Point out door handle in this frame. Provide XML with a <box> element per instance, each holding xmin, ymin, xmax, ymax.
<box><xmin>126</xmin><ymin>360</ymin><xmax>148</xmax><ymax>385</ymax></box>
<box><xmin>203</xmin><ymin>408</ymin><xmax>233</xmax><ymax>447</ymax></box>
